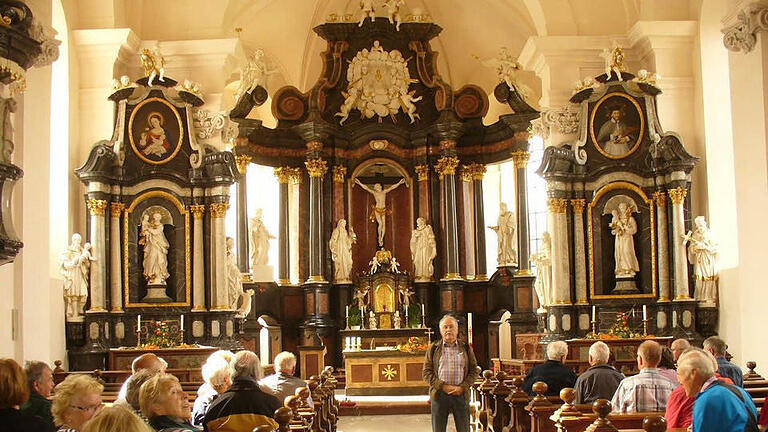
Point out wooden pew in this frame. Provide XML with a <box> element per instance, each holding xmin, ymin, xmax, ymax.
<box><xmin>554</xmin><ymin>399</ymin><xmax>672</xmax><ymax>432</ymax></box>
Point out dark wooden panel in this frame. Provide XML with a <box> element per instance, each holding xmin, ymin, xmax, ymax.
<box><xmin>305</xmin><ymin>353</ymin><xmax>319</xmax><ymax>377</ymax></box>
<box><xmin>351</xmin><ymin>364</ymin><xmax>373</xmax><ymax>382</ymax></box>
<box><xmin>378</xmin><ymin>363</ymin><xmax>401</xmax><ymax>382</ymax></box>
<box><xmin>406</xmin><ymin>362</ymin><xmax>423</xmax><ymax>381</ymax></box>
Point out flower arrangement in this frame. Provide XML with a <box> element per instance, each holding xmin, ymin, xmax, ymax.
<box><xmin>397</xmin><ymin>336</ymin><xmax>429</xmax><ymax>353</ymax></box>
<box><xmin>141</xmin><ymin>320</ymin><xmax>179</xmax><ymax>349</ymax></box>
<box><xmin>586</xmin><ymin>310</ymin><xmax>653</xmax><ymax>340</ymax></box>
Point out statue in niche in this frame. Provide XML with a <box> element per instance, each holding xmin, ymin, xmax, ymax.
<box><xmin>608</xmin><ymin>202</ymin><xmax>640</xmax><ymax>278</ymax></box>
<box><xmin>354</xmin><ymin>177</ymin><xmax>407</xmax><ymax>247</ymax></box>
<box><xmin>60</xmin><ymin>234</ymin><xmax>93</xmax><ymax>322</ymax></box>
<box><xmin>410</xmin><ymin>217</ymin><xmax>437</xmax><ymax>281</ymax></box>
<box><xmin>684</xmin><ymin>216</ymin><xmax>719</xmax><ymax>307</ymax></box>
<box><xmin>368</xmin><ymin>310</ymin><xmax>377</xmax><ymax>329</ymax></box>
<box><xmin>140</xmin><ymin>47</ymin><xmax>166</xmax><ymax>87</ymax></box>
<box><xmin>393</xmin><ymin>311</ymin><xmax>402</xmax><ymax>329</ymax></box>
<box><xmin>383</xmin><ymin>0</ymin><xmax>405</xmax><ymax>31</ymax></box>
<box><xmin>249</xmin><ymin>208</ymin><xmax>275</xmax><ymax>268</ymax></box>
<box><xmin>235</xmin><ymin>49</ymin><xmax>278</xmax><ymax>102</ymax></box>
<box><xmin>530</xmin><ymin>231</ymin><xmax>552</xmax><ymax>313</ymax></box>
<box><xmin>358</xmin><ymin>0</ymin><xmax>376</xmax><ymax>27</ymax></box>
<box><xmin>489</xmin><ymin>202</ymin><xmax>518</xmax><ymax>266</ymax></box>
<box><xmin>329</xmin><ymin>219</ymin><xmax>356</xmax><ymax>283</ymax></box>
<box><xmin>0</xmin><ymin>96</ymin><xmax>17</xmax><ymax>164</ymax></box>
<box><xmin>141</xmin><ymin>212</ymin><xmax>170</xmax><ymax>285</ymax></box>
<box><xmin>226</xmin><ymin>237</ymin><xmax>254</xmax><ymax>317</ymax></box>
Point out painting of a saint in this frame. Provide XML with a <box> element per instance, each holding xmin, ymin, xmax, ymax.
<box><xmin>139</xmin><ymin>113</ymin><xmax>171</xmax><ymax>157</ymax></box>
<box><xmin>590</xmin><ymin>93</ymin><xmax>644</xmax><ymax>159</ymax></box>
<box><xmin>129</xmin><ymin>97</ymin><xmax>183</xmax><ymax>165</ymax></box>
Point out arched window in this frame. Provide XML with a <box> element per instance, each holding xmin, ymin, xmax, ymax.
<box><xmin>526</xmin><ymin>135</ymin><xmax>548</xmax><ymax>258</ymax></box>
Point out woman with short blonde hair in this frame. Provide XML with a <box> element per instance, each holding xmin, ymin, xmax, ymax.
<box><xmin>139</xmin><ymin>373</ymin><xmax>197</xmax><ymax>431</ymax></box>
<box><xmin>51</xmin><ymin>374</ymin><xmax>104</xmax><ymax>431</ymax></box>
<box><xmin>80</xmin><ymin>405</ymin><xmax>153</xmax><ymax>432</ymax></box>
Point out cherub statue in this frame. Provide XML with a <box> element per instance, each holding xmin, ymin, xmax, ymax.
<box><xmin>600</xmin><ymin>41</ymin><xmax>626</xmax><ymax>81</ymax></box>
<box><xmin>398</xmin><ymin>90</ymin><xmax>422</xmax><ymax>124</ymax></box>
<box><xmin>140</xmin><ymin>47</ymin><xmax>166</xmax><ymax>87</ymax></box>
<box><xmin>475</xmin><ymin>47</ymin><xmax>533</xmax><ymax>100</ymax></box>
<box><xmin>383</xmin><ymin>0</ymin><xmax>405</xmax><ymax>31</ymax></box>
<box><xmin>368</xmin><ymin>310</ymin><xmax>377</xmax><ymax>329</ymax></box>
<box><xmin>390</xmin><ymin>257</ymin><xmax>401</xmax><ymax>274</ymax></box>
<box><xmin>393</xmin><ymin>311</ymin><xmax>402</xmax><ymax>329</ymax></box>
<box><xmin>358</xmin><ymin>0</ymin><xmax>375</xmax><ymax>27</ymax></box>
<box><xmin>369</xmin><ymin>255</ymin><xmax>381</xmax><ymax>274</ymax></box>
<box><xmin>335</xmin><ymin>87</ymin><xmax>360</xmax><ymax>125</ymax></box>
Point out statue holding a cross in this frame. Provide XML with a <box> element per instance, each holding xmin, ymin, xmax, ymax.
<box><xmin>354</xmin><ymin>177</ymin><xmax>407</xmax><ymax>247</ymax></box>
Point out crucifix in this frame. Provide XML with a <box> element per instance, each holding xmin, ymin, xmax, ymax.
<box><xmin>354</xmin><ymin>175</ymin><xmax>407</xmax><ymax>247</ymax></box>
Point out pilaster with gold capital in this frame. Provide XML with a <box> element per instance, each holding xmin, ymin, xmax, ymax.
<box><xmin>235</xmin><ymin>154</ymin><xmax>252</xmax><ymax>175</ymax></box>
<box><xmin>209</xmin><ymin>203</ymin><xmax>230</xmax><ymax>218</ymax></box>
<box><xmin>288</xmin><ymin>167</ymin><xmax>304</xmax><ymax>184</ymax></box>
<box><xmin>305</xmin><ymin>158</ymin><xmax>328</xmax><ymax>178</ymax></box>
<box><xmin>668</xmin><ymin>187</ymin><xmax>687</xmax><ymax>205</ymax></box>
<box><xmin>547</xmin><ymin>198</ymin><xmax>569</xmax><ymax>213</ymax></box>
<box><xmin>332</xmin><ymin>165</ymin><xmax>347</xmax><ymax>183</ymax></box>
<box><xmin>669</xmin><ymin>187</ymin><xmax>691</xmax><ymax>300</ymax></box>
<box><xmin>415</xmin><ymin>165</ymin><xmax>429</xmax><ymax>181</ymax></box>
<box><xmin>191</xmin><ymin>203</ymin><xmax>206</xmax><ymax>311</ymax></box>
<box><xmin>109</xmin><ymin>202</ymin><xmax>124</xmax><ymax>312</ymax></box>
<box><xmin>86</xmin><ymin>198</ymin><xmax>107</xmax><ymax>312</ymax></box>
<box><xmin>570</xmin><ymin>199</ymin><xmax>586</xmax><ymax>213</ymax></box>
<box><xmin>274</xmin><ymin>167</ymin><xmax>291</xmax><ymax>184</ymax></box>
<box><xmin>189</xmin><ymin>204</ymin><xmax>206</xmax><ymax>219</ymax></box>
<box><xmin>435</xmin><ymin>156</ymin><xmax>460</xmax><ymax>178</ymax></box>
<box><xmin>109</xmin><ymin>202</ymin><xmax>124</xmax><ymax>218</ymax></box>
<box><xmin>511</xmin><ymin>150</ymin><xmax>531</xmax><ymax>169</ymax></box>
<box><xmin>571</xmin><ymin>198</ymin><xmax>587</xmax><ymax>304</ymax></box>
<box><xmin>652</xmin><ymin>191</ymin><xmax>667</xmax><ymax>207</ymax></box>
<box><xmin>87</xmin><ymin>199</ymin><xmax>108</xmax><ymax>216</ymax></box>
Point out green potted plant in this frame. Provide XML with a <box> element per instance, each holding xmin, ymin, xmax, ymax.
<box><xmin>407</xmin><ymin>304</ymin><xmax>421</xmax><ymax>328</ymax></box>
<box><xmin>349</xmin><ymin>305</ymin><xmax>362</xmax><ymax>329</ymax></box>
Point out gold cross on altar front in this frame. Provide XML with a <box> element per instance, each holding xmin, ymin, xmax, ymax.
<box><xmin>382</xmin><ymin>365</ymin><xmax>397</xmax><ymax>380</ymax></box>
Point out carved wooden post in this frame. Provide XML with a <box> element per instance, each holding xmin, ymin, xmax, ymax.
<box><xmin>491</xmin><ymin>371</ymin><xmax>511</xmax><ymax>432</ymax></box>
<box><xmin>586</xmin><ymin>399</ymin><xmax>618</xmax><ymax>432</ymax></box>
<box><xmin>275</xmin><ymin>407</ymin><xmax>293</xmax><ymax>432</ymax></box>
<box><xmin>642</xmin><ymin>415</ymin><xmax>667</xmax><ymax>432</ymax></box>
<box><xmin>506</xmin><ymin>376</ymin><xmax>532</xmax><ymax>432</ymax></box>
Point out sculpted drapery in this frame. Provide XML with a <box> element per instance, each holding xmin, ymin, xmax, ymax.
<box><xmin>610</xmin><ymin>202</ymin><xmax>639</xmax><ymax>277</ymax></box>
<box><xmin>686</xmin><ymin>216</ymin><xmax>718</xmax><ymax>306</ymax></box>
<box><xmin>142</xmin><ymin>212</ymin><xmax>170</xmax><ymax>285</ymax></box>
<box><xmin>329</xmin><ymin>219</ymin><xmax>356</xmax><ymax>283</ymax></box>
<box><xmin>410</xmin><ymin>217</ymin><xmax>437</xmax><ymax>281</ymax></box>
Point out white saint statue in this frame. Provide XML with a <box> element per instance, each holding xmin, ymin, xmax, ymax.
<box><xmin>354</xmin><ymin>177</ymin><xmax>407</xmax><ymax>247</ymax></box>
<box><xmin>489</xmin><ymin>202</ymin><xmax>518</xmax><ymax>266</ymax></box>
<box><xmin>329</xmin><ymin>219</ymin><xmax>356</xmax><ymax>283</ymax></box>
<box><xmin>142</xmin><ymin>212</ymin><xmax>170</xmax><ymax>285</ymax></box>
<box><xmin>410</xmin><ymin>217</ymin><xmax>437</xmax><ymax>281</ymax></box>
<box><xmin>60</xmin><ymin>234</ymin><xmax>93</xmax><ymax>322</ymax></box>
<box><xmin>609</xmin><ymin>202</ymin><xmax>639</xmax><ymax>277</ymax></box>
<box><xmin>393</xmin><ymin>311</ymin><xmax>402</xmax><ymax>329</ymax></box>
<box><xmin>249</xmin><ymin>208</ymin><xmax>275</xmax><ymax>268</ymax></box>
<box><xmin>530</xmin><ymin>232</ymin><xmax>552</xmax><ymax>312</ymax></box>
<box><xmin>368</xmin><ymin>310</ymin><xmax>377</xmax><ymax>329</ymax></box>
<box><xmin>226</xmin><ymin>237</ymin><xmax>253</xmax><ymax>317</ymax></box>
<box><xmin>684</xmin><ymin>216</ymin><xmax>719</xmax><ymax>306</ymax></box>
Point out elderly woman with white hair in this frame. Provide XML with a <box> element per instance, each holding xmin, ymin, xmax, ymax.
<box><xmin>191</xmin><ymin>353</ymin><xmax>233</xmax><ymax>427</ymax></box>
<box><xmin>202</xmin><ymin>350</ymin><xmax>282</xmax><ymax>432</ymax></box>
<box><xmin>522</xmin><ymin>340</ymin><xmax>577</xmax><ymax>396</ymax></box>
<box><xmin>573</xmin><ymin>341</ymin><xmax>624</xmax><ymax>403</ymax></box>
<box><xmin>676</xmin><ymin>349</ymin><xmax>758</xmax><ymax>432</ymax></box>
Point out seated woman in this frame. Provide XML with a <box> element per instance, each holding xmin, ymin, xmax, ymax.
<box><xmin>124</xmin><ymin>369</ymin><xmax>158</xmax><ymax>423</ymax></box>
<box><xmin>139</xmin><ymin>373</ymin><xmax>199</xmax><ymax>431</ymax></box>
<box><xmin>0</xmin><ymin>358</ymin><xmax>56</xmax><ymax>432</ymax></box>
<box><xmin>81</xmin><ymin>405</ymin><xmax>153</xmax><ymax>432</ymax></box>
<box><xmin>658</xmin><ymin>346</ymin><xmax>679</xmax><ymax>386</ymax></box>
<box><xmin>51</xmin><ymin>374</ymin><xmax>104</xmax><ymax>432</ymax></box>
<box><xmin>192</xmin><ymin>355</ymin><xmax>232</xmax><ymax>427</ymax></box>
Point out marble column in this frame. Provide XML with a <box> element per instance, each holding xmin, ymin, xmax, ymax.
<box><xmin>86</xmin><ymin>198</ymin><xmax>107</xmax><ymax>312</ymax></box>
<box><xmin>305</xmin><ymin>158</ymin><xmax>328</xmax><ymax>282</ymax></box>
<box><xmin>511</xmin><ymin>150</ymin><xmax>532</xmax><ymax>275</ymax></box>
<box><xmin>459</xmin><ymin>167</ymin><xmax>475</xmax><ymax>278</ymax></box>
<box><xmin>571</xmin><ymin>199</ymin><xmax>587</xmax><ymax>304</ymax></box>
<box><xmin>653</xmin><ymin>192</ymin><xmax>671</xmax><ymax>301</ymax></box>
<box><xmin>468</xmin><ymin>164</ymin><xmax>487</xmax><ymax>280</ymax></box>
<box><xmin>109</xmin><ymin>202</ymin><xmax>124</xmax><ymax>312</ymax></box>
<box><xmin>274</xmin><ymin>167</ymin><xmax>291</xmax><ymax>286</ymax></box>
<box><xmin>288</xmin><ymin>168</ymin><xmax>302</xmax><ymax>283</ymax></box>
<box><xmin>210</xmin><ymin>202</ymin><xmax>230</xmax><ymax>309</ymax></box>
<box><xmin>235</xmin><ymin>155</ymin><xmax>252</xmax><ymax>272</ymax></box>
<box><xmin>548</xmin><ymin>198</ymin><xmax>571</xmax><ymax>304</ymax></box>
<box><xmin>190</xmin><ymin>204</ymin><xmax>206</xmax><ymax>311</ymax></box>
<box><xmin>436</xmin><ymin>155</ymin><xmax>461</xmax><ymax>279</ymax></box>
<box><xmin>415</xmin><ymin>165</ymin><xmax>431</xmax><ymax>221</ymax></box>
<box><xmin>669</xmin><ymin>187</ymin><xmax>691</xmax><ymax>300</ymax></box>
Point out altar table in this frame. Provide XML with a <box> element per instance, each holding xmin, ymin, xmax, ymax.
<box><xmin>343</xmin><ymin>349</ymin><xmax>428</xmax><ymax>396</ymax></box>
<box><xmin>108</xmin><ymin>346</ymin><xmax>218</xmax><ymax>371</ymax></box>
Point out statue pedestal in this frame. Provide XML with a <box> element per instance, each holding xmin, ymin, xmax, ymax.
<box><xmin>142</xmin><ymin>284</ymin><xmax>172</xmax><ymax>303</ymax></box>
<box><xmin>251</xmin><ymin>264</ymin><xmax>274</xmax><ymax>282</ymax></box>
<box><xmin>613</xmin><ymin>277</ymin><xmax>639</xmax><ymax>294</ymax></box>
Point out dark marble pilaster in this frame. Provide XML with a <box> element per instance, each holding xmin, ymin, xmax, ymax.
<box><xmin>468</xmin><ymin>164</ymin><xmax>487</xmax><ymax>279</ymax></box>
<box><xmin>436</xmin><ymin>154</ymin><xmax>460</xmax><ymax>279</ymax></box>
<box><xmin>511</xmin><ymin>150</ymin><xmax>531</xmax><ymax>275</ymax></box>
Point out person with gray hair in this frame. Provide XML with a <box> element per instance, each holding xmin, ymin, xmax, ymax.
<box><xmin>202</xmin><ymin>350</ymin><xmax>281</xmax><ymax>431</ymax></box>
<box><xmin>259</xmin><ymin>352</ymin><xmax>313</xmax><ymax>408</ymax></box>
<box><xmin>611</xmin><ymin>340</ymin><xmax>675</xmax><ymax>413</ymax></box>
<box><xmin>191</xmin><ymin>352</ymin><xmax>233</xmax><ymax>427</ymax></box>
<box><xmin>20</xmin><ymin>360</ymin><xmax>55</xmax><ymax>428</ymax></box>
<box><xmin>677</xmin><ymin>349</ymin><xmax>758</xmax><ymax>432</ymax></box>
<box><xmin>573</xmin><ymin>341</ymin><xmax>625</xmax><ymax>404</ymax></box>
<box><xmin>670</xmin><ymin>338</ymin><xmax>691</xmax><ymax>362</ymax></box>
<box><xmin>703</xmin><ymin>336</ymin><xmax>743</xmax><ymax>387</ymax></box>
<box><xmin>523</xmin><ymin>341</ymin><xmax>577</xmax><ymax>396</ymax></box>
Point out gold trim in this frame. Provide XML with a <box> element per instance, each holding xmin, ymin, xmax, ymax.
<box><xmin>124</xmin><ymin>190</ymin><xmax>191</xmax><ymax>308</ymax></box>
<box><xmin>333</xmin><ymin>166</ymin><xmax>347</xmax><ymax>183</ymax></box>
<box><xmin>189</xmin><ymin>204</ymin><xmax>205</xmax><ymax>219</ymax></box>
<box><xmin>87</xmin><ymin>307</ymin><xmax>107</xmax><ymax>312</ymax></box>
<box><xmin>274</xmin><ymin>167</ymin><xmax>291</xmax><ymax>184</ymax></box>
<box><xmin>110</xmin><ymin>202</ymin><xmax>125</xmax><ymax>218</ymax></box>
<box><xmin>191</xmin><ymin>306</ymin><xmax>207</xmax><ymax>311</ymax></box>
<box><xmin>306</xmin><ymin>140</ymin><xmax>323</xmax><ymax>152</ymax></box>
<box><xmin>465</xmin><ymin>163</ymin><xmax>486</xmax><ymax>180</ymax></box>
<box><xmin>128</xmin><ymin>97</ymin><xmax>185</xmax><ymax>165</ymax></box>
<box><xmin>674</xmin><ymin>295</ymin><xmax>693</xmax><ymax>301</ymax></box>
<box><xmin>305</xmin><ymin>158</ymin><xmax>328</xmax><ymax>178</ymax></box>
<box><xmin>87</xmin><ymin>199</ymin><xmax>108</xmax><ymax>216</ymax></box>
<box><xmin>414</xmin><ymin>165</ymin><xmax>429</xmax><ymax>181</ymax></box>
<box><xmin>589</xmin><ymin>92</ymin><xmax>646</xmax><ymax>160</ymax></box>
<box><xmin>552</xmin><ymin>300</ymin><xmax>573</xmax><ymax>305</ymax></box>
<box><xmin>548</xmin><ymin>198</ymin><xmax>569</xmax><ymax>213</ymax></box>
<box><xmin>439</xmin><ymin>139</ymin><xmax>456</xmax><ymax>150</ymax></box>
<box><xmin>288</xmin><ymin>167</ymin><xmax>303</xmax><ymax>184</ymax></box>
<box><xmin>435</xmin><ymin>156</ymin><xmax>459</xmax><ymax>177</ymax></box>
<box><xmin>444</xmin><ymin>272</ymin><xmax>461</xmax><ymax>279</ymax></box>
<box><xmin>110</xmin><ymin>308</ymin><xmax>124</xmax><ymax>313</ymax></box>
<box><xmin>474</xmin><ymin>274</ymin><xmax>488</xmax><ymax>281</ymax></box>
<box><xmin>211</xmin><ymin>305</ymin><xmax>231</xmax><ymax>310</ymax></box>
<box><xmin>510</xmin><ymin>150</ymin><xmax>531</xmax><ymax>169</ymax></box>
<box><xmin>652</xmin><ymin>191</ymin><xmax>667</xmax><ymax>207</ymax></box>
<box><xmin>209</xmin><ymin>203</ymin><xmax>230</xmax><ymax>218</ymax></box>
<box><xmin>574</xmin><ymin>301</ymin><xmax>590</xmax><ymax>305</ymax></box>
<box><xmin>516</xmin><ymin>269</ymin><xmax>534</xmax><ymax>276</ymax></box>
<box><xmin>588</xmin><ymin>181</ymin><xmax>657</xmax><ymax>300</ymax></box>
<box><xmin>235</xmin><ymin>155</ymin><xmax>252</xmax><ymax>174</ymax></box>
<box><xmin>571</xmin><ymin>199</ymin><xmax>586</xmax><ymax>213</ymax></box>
<box><xmin>307</xmin><ymin>275</ymin><xmax>326</xmax><ymax>282</ymax></box>
<box><xmin>668</xmin><ymin>187</ymin><xmax>687</xmax><ymax>205</ymax></box>
<box><xmin>694</xmin><ymin>275</ymin><xmax>718</xmax><ymax>281</ymax></box>
<box><xmin>459</xmin><ymin>166</ymin><xmax>472</xmax><ymax>182</ymax></box>
<box><xmin>658</xmin><ymin>297</ymin><xmax>670</xmax><ymax>302</ymax></box>
<box><xmin>278</xmin><ymin>279</ymin><xmax>292</xmax><ymax>285</ymax></box>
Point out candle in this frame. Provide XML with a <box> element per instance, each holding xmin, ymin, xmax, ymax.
<box><xmin>137</xmin><ymin>314</ymin><xmax>141</xmax><ymax>329</ymax></box>
<box><xmin>591</xmin><ymin>306</ymin><xmax>596</xmax><ymax>322</ymax></box>
<box><xmin>181</xmin><ymin>314</ymin><xmax>184</xmax><ymax>328</ymax></box>
<box><xmin>643</xmin><ymin>305</ymin><xmax>647</xmax><ymax>321</ymax></box>
<box><xmin>468</xmin><ymin>313</ymin><xmax>473</xmax><ymax>345</ymax></box>
<box><xmin>345</xmin><ymin>305</ymin><xmax>349</xmax><ymax>318</ymax></box>
<box><xmin>421</xmin><ymin>303</ymin><xmax>425</xmax><ymax>318</ymax></box>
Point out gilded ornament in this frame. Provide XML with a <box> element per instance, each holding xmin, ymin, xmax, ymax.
<box><xmin>288</xmin><ymin>167</ymin><xmax>304</xmax><ymax>184</ymax></box>
<box><xmin>547</xmin><ymin>198</ymin><xmax>569</xmax><ymax>214</ymax></box>
<box><xmin>381</xmin><ymin>364</ymin><xmax>398</xmax><ymax>380</ymax></box>
<box><xmin>668</xmin><ymin>187</ymin><xmax>688</xmax><ymax>205</ymax></box>
<box><xmin>209</xmin><ymin>203</ymin><xmax>230</xmax><ymax>218</ymax></box>
<box><xmin>274</xmin><ymin>167</ymin><xmax>291</xmax><ymax>184</ymax></box>
<box><xmin>434</xmin><ymin>156</ymin><xmax>459</xmax><ymax>177</ymax></box>
<box><xmin>87</xmin><ymin>199</ymin><xmax>108</xmax><ymax>216</ymax></box>
<box><xmin>511</xmin><ymin>150</ymin><xmax>530</xmax><ymax>169</ymax></box>
<box><xmin>459</xmin><ymin>166</ymin><xmax>472</xmax><ymax>182</ymax></box>
<box><xmin>439</xmin><ymin>139</ymin><xmax>456</xmax><ymax>151</ymax></box>
<box><xmin>109</xmin><ymin>202</ymin><xmax>125</xmax><ymax>217</ymax></box>
<box><xmin>414</xmin><ymin>165</ymin><xmax>429</xmax><ymax>181</ymax></box>
<box><xmin>570</xmin><ymin>199</ymin><xmax>586</xmax><ymax>213</ymax></box>
<box><xmin>652</xmin><ymin>191</ymin><xmax>667</xmax><ymax>207</ymax></box>
<box><xmin>189</xmin><ymin>204</ymin><xmax>206</xmax><ymax>219</ymax></box>
<box><xmin>235</xmin><ymin>154</ymin><xmax>252</xmax><ymax>174</ymax></box>
<box><xmin>306</xmin><ymin>141</ymin><xmax>323</xmax><ymax>152</ymax></box>
<box><xmin>333</xmin><ymin>166</ymin><xmax>347</xmax><ymax>183</ymax></box>
<box><xmin>465</xmin><ymin>163</ymin><xmax>486</xmax><ymax>180</ymax></box>
<box><xmin>305</xmin><ymin>158</ymin><xmax>328</xmax><ymax>178</ymax></box>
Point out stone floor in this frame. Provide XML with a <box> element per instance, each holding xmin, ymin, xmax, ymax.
<box><xmin>337</xmin><ymin>414</ymin><xmax>459</xmax><ymax>432</ymax></box>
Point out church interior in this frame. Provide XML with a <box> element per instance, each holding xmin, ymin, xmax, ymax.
<box><xmin>1</xmin><ymin>0</ymin><xmax>767</xmax><ymax>431</ymax></box>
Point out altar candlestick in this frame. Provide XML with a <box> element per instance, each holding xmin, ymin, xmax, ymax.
<box><xmin>468</xmin><ymin>313</ymin><xmax>473</xmax><ymax>345</ymax></box>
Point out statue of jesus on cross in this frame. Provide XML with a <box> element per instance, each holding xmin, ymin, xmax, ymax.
<box><xmin>354</xmin><ymin>177</ymin><xmax>407</xmax><ymax>247</ymax></box>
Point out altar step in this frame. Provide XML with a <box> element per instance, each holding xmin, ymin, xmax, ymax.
<box><xmin>336</xmin><ymin>393</ymin><xmax>431</xmax><ymax>416</ymax></box>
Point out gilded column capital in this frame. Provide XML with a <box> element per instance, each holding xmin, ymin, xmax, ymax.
<box><xmin>414</xmin><ymin>165</ymin><xmax>429</xmax><ymax>181</ymax></box>
<box><xmin>87</xmin><ymin>199</ymin><xmax>108</xmax><ymax>216</ymax></box>
<box><xmin>511</xmin><ymin>150</ymin><xmax>531</xmax><ymax>169</ymax></box>
<box><xmin>305</xmin><ymin>158</ymin><xmax>328</xmax><ymax>178</ymax></box>
<box><xmin>465</xmin><ymin>163</ymin><xmax>486</xmax><ymax>181</ymax></box>
<box><xmin>235</xmin><ymin>154</ymin><xmax>252</xmax><ymax>174</ymax></box>
<box><xmin>332</xmin><ymin>165</ymin><xmax>347</xmax><ymax>183</ymax></box>
<box><xmin>459</xmin><ymin>166</ymin><xmax>472</xmax><ymax>182</ymax></box>
<box><xmin>209</xmin><ymin>203</ymin><xmax>230</xmax><ymax>218</ymax></box>
<box><xmin>306</xmin><ymin>140</ymin><xmax>324</xmax><ymax>152</ymax></box>
<box><xmin>109</xmin><ymin>202</ymin><xmax>124</xmax><ymax>218</ymax></box>
<box><xmin>435</xmin><ymin>156</ymin><xmax>460</xmax><ymax>177</ymax></box>
<box><xmin>288</xmin><ymin>167</ymin><xmax>304</xmax><ymax>184</ymax></box>
<box><xmin>652</xmin><ymin>191</ymin><xmax>667</xmax><ymax>207</ymax></box>
<box><xmin>189</xmin><ymin>204</ymin><xmax>206</xmax><ymax>219</ymax></box>
<box><xmin>570</xmin><ymin>199</ymin><xmax>586</xmax><ymax>213</ymax></box>
<box><xmin>439</xmin><ymin>139</ymin><xmax>456</xmax><ymax>151</ymax></box>
<box><xmin>274</xmin><ymin>167</ymin><xmax>291</xmax><ymax>184</ymax></box>
<box><xmin>547</xmin><ymin>198</ymin><xmax>569</xmax><ymax>214</ymax></box>
<box><xmin>668</xmin><ymin>187</ymin><xmax>688</xmax><ymax>205</ymax></box>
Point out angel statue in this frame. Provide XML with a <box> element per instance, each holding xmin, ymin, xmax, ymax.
<box><xmin>489</xmin><ymin>202</ymin><xmax>518</xmax><ymax>267</ymax></box>
<box><xmin>684</xmin><ymin>216</ymin><xmax>719</xmax><ymax>307</ymax></box>
<box><xmin>235</xmin><ymin>49</ymin><xmax>278</xmax><ymax>103</ymax></box>
<box><xmin>359</xmin><ymin>0</ymin><xmax>376</xmax><ymax>27</ymax></box>
<box><xmin>599</xmin><ymin>41</ymin><xmax>626</xmax><ymax>81</ymax></box>
<box><xmin>530</xmin><ymin>232</ymin><xmax>552</xmax><ymax>312</ymax></box>
<box><xmin>383</xmin><ymin>0</ymin><xmax>405</xmax><ymax>31</ymax></box>
<box><xmin>226</xmin><ymin>237</ymin><xmax>254</xmax><ymax>317</ymax></box>
<box><xmin>475</xmin><ymin>47</ymin><xmax>533</xmax><ymax>101</ymax></box>
<box><xmin>140</xmin><ymin>47</ymin><xmax>166</xmax><ymax>87</ymax></box>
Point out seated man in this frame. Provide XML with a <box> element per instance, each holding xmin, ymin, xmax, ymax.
<box><xmin>259</xmin><ymin>351</ymin><xmax>313</xmax><ymax>407</ymax></box>
<box><xmin>523</xmin><ymin>341</ymin><xmax>576</xmax><ymax>396</ymax></box>
<box><xmin>703</xmin><ymin>336</ymin><xmax>743</xmax><ymax>387</ymax></box>
<box><xmin>677</xmin><ymin>349</ymin><xmax>758</xmax><ymax>432</ymax></box>
<box><xmin>116</xmin><ymin>353</ymin><xmax>168</xmax><ymax>405</ymax></box>
<box><xmin>611</xmin><ymin>340</ymin><xmax>675</xmax><ymax>413</ymax></box>
<box><xmin>573</xmin><ymin>341</ymin><xmax>624</xmax><ymax>404</ymax></box>
<box><xmin>20</xmin><ymin>360</ymin><xmax>55</xmax><ymax>429</ymax></box>
<box><xmin>671</xmin><ymin>338</ymin><xmax>691</xmax><ymax>363</ymax></box>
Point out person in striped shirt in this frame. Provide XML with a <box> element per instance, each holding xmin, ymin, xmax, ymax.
<box><xmin>610</xmin><ymin>340</ymin><xmax>676</xmax><ymax>413</ymax></box>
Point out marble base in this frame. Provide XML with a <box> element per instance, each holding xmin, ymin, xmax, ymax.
<box><xmin>251</xmin><ymin>265</ymin><xmax>274</xmax><ymax>282</ymax></box>
<box><xmin>142</xmin><ymin>284</ymin><xmax>172</xmax><ymax>303</ymax></box>
<box><xmin>614</xmin><ymin>277</ymin><xmax>639</xmax><ymax>293</ymax></box>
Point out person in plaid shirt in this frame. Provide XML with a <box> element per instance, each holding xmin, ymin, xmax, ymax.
<box><xmin>423</xmin><ymin>314</ymin><xmax>478</xmax><ymax>432</ymax></box>
<box><xmin>610</xmin><ymin>340</ymin><xmax>676</xmax><ymax>413</ymax></box>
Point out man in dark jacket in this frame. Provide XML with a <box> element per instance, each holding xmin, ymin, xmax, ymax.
<box><xmin>19</xmin><ymin>360</ymin><xmax>55</xmax><ymax>429</ymax></box>
<box><xmin>573</xmin><ymin>341</ymin><xmax>624</xmax><ymax>403</ymax></box>
<box><xmin>423</xmin><ymin>314</ymin><xmax>479</xmax><ymax>432</ymax></box>
<box><xmin>203</xmin><ymin>350</ymin><xmax>282</xmax><ymax>432</ymax></box>
<box><xmin>523</xmin><ymin>340</ymin><xmax>577</xmax><ymax>396</ymax></box>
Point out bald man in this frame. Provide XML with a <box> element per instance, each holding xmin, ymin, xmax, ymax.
<box><xmin>611</xmin><ymin>340</ymin><xmax>676</xmax><ymax>413</ymax></box>
<box><xmin>115</xmin><ymin>353</ymin><xmax>167</xmax><ymax>405</ymax></box>
<box><xmin>671</xmin><ymin>339</ymin><xmax>691</xmax><ymax>362</ymax></box>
